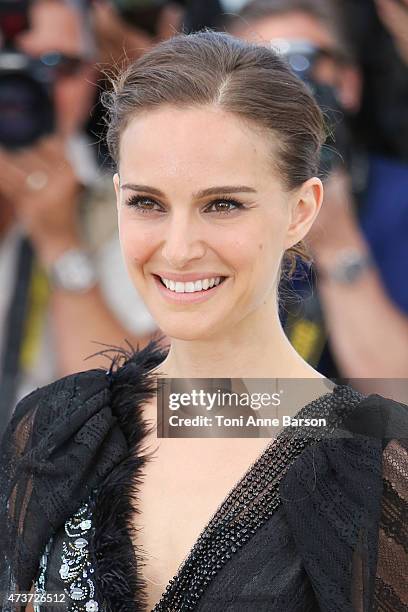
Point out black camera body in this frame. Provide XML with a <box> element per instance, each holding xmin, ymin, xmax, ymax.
<box><xmin>0</xmin><ymin>0</ymin><xmax>54</xmax><ymax>149</ymax></box>
<box><xmin>277</xmin><ymin>40</ymin><xmax>352</xmax><ymax>174</ymax></box>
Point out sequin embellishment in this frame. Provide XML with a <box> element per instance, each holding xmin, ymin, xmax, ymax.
<box><xmin>33</xmin><ymin>499</ymin><xmax>99</xmax><ymax>611</ymax></box>
<box><xmin>34</xmin><ymin>537</ymin><xmax>54</xmax><ymax>612</ymax></box>
<box><xmin>58</xmin><ymin>500</ymin><xmax>99</xmax><ymax>611</ymax></box>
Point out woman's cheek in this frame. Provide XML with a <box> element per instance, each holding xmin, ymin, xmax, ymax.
<box><xmin>119</xmin><ymin>221</ymin><xmax>158</xmax><ymax>270</ymax></box>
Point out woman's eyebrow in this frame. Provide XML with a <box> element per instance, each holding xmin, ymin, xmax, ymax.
<box><xmin>121</xmin><ymin>183</ymin><xmax>258</xmax><ymax>198</ymax></box>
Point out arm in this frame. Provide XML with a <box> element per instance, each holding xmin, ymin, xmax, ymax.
<box><xmin>371</xmin><ymin>436</ymin><xmax>408</xmax><ymax>610</ymax></box>
<box><xmin>39</xmin><ymin>232</ymin><xmax>157</xmax><ymax>376</ymax></box>
<box><xmin>315</xmin><ymin>241</ymin><xmax>408</xmax><ymax>378</ymax></box>
<box><xmin>375</xmin><ymin>0</ymin><xmax>408</xmax><ymax>65</ymax></box>
<box><xmin>0</xmin><ymin>138</ymin><xmax>159</xmax><ymax>376</ymax></box>
<box><xmin>0</xmin><ymin>368</ymin><xmax>123</xmax><ymax>610</ymax></box>
<box><xmin>50</xmin><ymin>276</ymin><xmax>155</xmax><ymax>375</ymax></box>
<box><xmin>307</xmin><ymin>171</ymin><xmax>408</xmax><ymax>384</ymax></box>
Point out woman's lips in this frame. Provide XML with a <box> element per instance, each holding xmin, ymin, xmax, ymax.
<box><xmin>152</xmin><ymin>274</ymin><xmax>228</xmax><ymax>304</ymax></box>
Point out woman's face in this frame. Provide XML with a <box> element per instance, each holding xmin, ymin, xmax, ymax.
<box><xmin>115</xmin><ymin>105</ymin><xmax>316</xmax><ymax>340</ymax></box>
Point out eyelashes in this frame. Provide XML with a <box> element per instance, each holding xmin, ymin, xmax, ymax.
<box><xmin>125</xmin><ymin>195</ymin><xmax>247</xmax><ymax>216</ymax></box>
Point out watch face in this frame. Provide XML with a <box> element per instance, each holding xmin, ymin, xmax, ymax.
<box><xmin>52</xmin><ymin>251</ymin><xmax>97</xmax><ymax>292</ymax></box>
<box><xmin>345</xmin><ymin>261</ymin><xmax>362</xmax><ymax>282</ymax></box>
<box><xmin>64</xmin><ymin>261</ymin><xmax>94</xmax><ymax>289</ymax></box>
<box><xmin>331</xmin><ymin>251</ymin><xmax>373</xmax><ymax>284</ymax></box>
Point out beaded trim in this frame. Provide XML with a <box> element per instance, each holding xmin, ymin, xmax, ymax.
<box><xmin>152</xmin><ymin>384</ymin><xmax>364</xmax><ymax>611</ymax></box>
<box><xmin>58</xmin><ymin>499</ymin><xmax>99</xmax><ymax>611</ymax></box>
<box><xmin>34</xmin><ymin>499</ymin><xmax>100</xmax><ymax>612</ymax></box>
<box><xmin>34</xmin><ymin>537</ymin><xmax>54</xmax><ymax>612</ymax></box>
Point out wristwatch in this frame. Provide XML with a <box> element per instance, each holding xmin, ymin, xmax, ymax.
<box><xmin>317</xmin><ymin>248</ymin><xmax>375</xmax><ymax>284</ymax></box>
<box><xmin>48</xmin><ymin>248</ymin><xmax>98</xmax><ymax>293</ymax></box>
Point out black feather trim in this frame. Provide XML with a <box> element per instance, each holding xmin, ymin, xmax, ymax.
<box><xmin>89</xmin><ymin>336</ymin><xmax>168</xmax><ymax>612</ymax></box>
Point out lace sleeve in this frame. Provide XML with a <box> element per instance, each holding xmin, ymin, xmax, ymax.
<box><xmin>0</xmin><ymin>370</ymin><xmax>129</xmax><ymax>611</ymax></box>
<box><xmin>279</xmin><ymin>392</ymin><xmax>408</xmax><ymax>612</ymax></box>
<box><xmin>349</xmin><ymin>398</ymin><xmax>408</xmax><ymax>611</ymax></box>
<box><xmin>0</xmin><ymin>394</ymin><xmax>40</xmax><ymax>609</ymax></box>
<box><xmin>371</xmin><ymin>437</ymin><xmax>408</xmax><ymax>610</ymax></box>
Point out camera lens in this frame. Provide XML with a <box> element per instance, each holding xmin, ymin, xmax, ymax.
<box><xmin>0</xmin><ymin>59</ymin><xmax>54</xmax><ymax>149</ymax></box>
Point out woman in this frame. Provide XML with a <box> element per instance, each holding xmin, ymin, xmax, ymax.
<box><xmin>0</xmin><ymin>31</ymin><xmax>407</xmax><ymax>612</ymax></box>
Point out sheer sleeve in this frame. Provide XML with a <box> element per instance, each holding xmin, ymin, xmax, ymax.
<box><xmin>0</xmin><ymin>338</ymin><xmax>165</xmax><ymax>612</ymax></box>
<box><xmin>279</xmin><ymin>393</ymin><xmax>408</xmax><ymax>612</ymax></box>
<box><xmin>0</xmin><ymin>370</ymin><xmax>129</xmax><ymax>610</ymax></box>
<box><xmin>348</xmin><ymin>395</ymin><xmax>408</xmax><ymax>611</ymax></box>
<box><xmin>371</xmin><ymin>436</ymin><xmax>408</xmax><ymax>610</ymax></box>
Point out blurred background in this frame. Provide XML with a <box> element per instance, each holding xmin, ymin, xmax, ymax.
<box><xmin>0</xmin><ymin>0</ymin><xmax>407</xmax><ymax>438</ymax></box>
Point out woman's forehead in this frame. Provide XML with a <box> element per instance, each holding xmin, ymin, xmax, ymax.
<box><xmin>119</xmin><ymin>106</ymin><xmax>278</xmax><ymax>183</ymax></box>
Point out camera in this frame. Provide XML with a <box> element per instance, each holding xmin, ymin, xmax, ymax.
<box><xmin>273</xmin><ymin>39</ymin><xmax>352</xmax><ymax>174</ymax></box>
<box><xmin>0</xmin><ymin>0</ymin><xmax>54</xmax><ymax>149</ymax></box>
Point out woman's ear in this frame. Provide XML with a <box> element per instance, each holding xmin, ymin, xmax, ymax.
<box><xmin>113</xmin><ymin>173</ymin><xmax>120</xmax><ymax>211</ymax></box>
<box><xmin>284</xmin><ymin>177</ymin><xmax>324</xmax><ymax>250</ymax></box>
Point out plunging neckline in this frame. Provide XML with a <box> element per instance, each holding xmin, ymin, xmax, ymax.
<box><xmin>144</xmin><ymin>382</ymin><xmax>365</xmax><ymax>611</ymax></box>
<box><xmin>30</xmin><ymin>343</ymin><xmax>366</xmax><ymax>612</ymax></box>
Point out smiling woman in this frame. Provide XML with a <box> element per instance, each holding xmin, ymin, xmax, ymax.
<box><xmin>104</xmin><ymin>30</ymin><xmax>326</xmax><ymax>356</ymax></box>
<box><xmin>112</xmin><ymin>102</ymin><xmax>319</xmax><ymax>346</ymax></box>
<box><xmin>0</xmin><ymin>30</ymin><xmax>407</xmax><ymax>612</ymax></box>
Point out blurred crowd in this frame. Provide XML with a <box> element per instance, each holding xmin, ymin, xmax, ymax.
<box><xmin>0</xmin><ymin>0</ymin><xmax>407</xmax><ymax>438</ymax></box>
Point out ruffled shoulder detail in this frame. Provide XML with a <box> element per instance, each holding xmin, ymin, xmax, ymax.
<box><xmin>0</xmin><ymin>337</ymin><xmax>168</xmax><ymax>607</ymax></box>
<box><xmin>279</xmin><ymin>393</ymin><xmax>408</xmax><ymax>612</ymax></box>
<box><xmin>90</xmin><ymin>339</ymin><xmax>168</xmax><ymax>612</ymax></box>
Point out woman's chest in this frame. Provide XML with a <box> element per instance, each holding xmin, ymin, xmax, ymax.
<box><xmin>133</xmin><ymin>436</ymin><xmax>271</xmax><ymax>611</ymax></box>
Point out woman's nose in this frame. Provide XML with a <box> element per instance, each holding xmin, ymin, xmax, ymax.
<box><xmin>161</xmin><ymin>216</ymin><xmax>206</xmax><ymax>269</ymax></box>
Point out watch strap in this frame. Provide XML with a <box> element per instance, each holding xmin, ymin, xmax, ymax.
<box><xmin>316</xmin><ymin>248</ymin><xmax>375</xmax><ymax>285</ymax></box>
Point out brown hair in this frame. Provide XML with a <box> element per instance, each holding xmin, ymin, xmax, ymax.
<box><xmin>103</xmin><ymin>30</ymin><xmax>326</xmax><ymax>278</ymax></box>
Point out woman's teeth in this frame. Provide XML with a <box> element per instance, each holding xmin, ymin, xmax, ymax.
<box><xmin>160</xmin><ymin>276</ymin><xmax>224</xmax><ymax>293</ymax></box>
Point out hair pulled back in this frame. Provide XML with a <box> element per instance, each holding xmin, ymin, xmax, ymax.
<box><xmin>103</xmin><ymin>30</ymin><xmax>326</xmax><ymax>277</ymax></box>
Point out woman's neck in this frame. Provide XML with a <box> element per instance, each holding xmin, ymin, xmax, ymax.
<box><xmin>155</xmin><ymin>302</ymin><xmax>323</xmax><ymax>380</ymax></box>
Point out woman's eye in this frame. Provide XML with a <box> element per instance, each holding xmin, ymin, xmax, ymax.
<box><xmin>125</xmin><ymin>196</ymin><xmax>163</xmax><ymax>213</ymax></box>
<box><xmin>125</xmin><ymin>196</ymin><xmax>245</xmax><ymax>215</ymax></box>
<box><xmin>205</xmin><ymin>199</ymin><xmax>244</xmax><ymax>214</ymax></box>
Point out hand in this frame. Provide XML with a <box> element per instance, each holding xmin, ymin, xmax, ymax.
<box><xmin>91</xmin><ymin>1</ymin><xmax>155</xmax><ymax>65</ymax></box>
<box><xmin>305</xmin><ymin>169</ymin><xmax>369</xmax><ymax>267</ymax></box>
<box><xmin>155</xmin><ymin>3</ymin><xmax>184</xmax><ymax>42</ymax></box>
<box><xmin>375</xmin><ymin>0</ymin><xmax>408</xmax><ymax>65</ymax></box>
<box><xmin>91</xmin><ymin>1</ymin><xmax>183</xmax><ymax>66</ymax></box>
<box><xmin>0</xmin><ymin>136</ymin><xmax>83</xmax><ymax>265</ymax></box>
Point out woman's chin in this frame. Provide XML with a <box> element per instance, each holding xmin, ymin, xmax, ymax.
<box><xmin>162</xmin><ymin>328</ymin><xmax>214</xmax><ymax>342</ymax></box>
<box><xmin>158</xmin><ymin>319</ymin><xmax>222</xmax><ymax>342</ymax></box>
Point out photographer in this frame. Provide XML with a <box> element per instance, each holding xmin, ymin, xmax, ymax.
<box><xmin>0</xmin><ymin>0</ymin><xmax>159</xmax><ymax>436</ymax></box>
<box><xmin>91</xmin><ymin>0</ymin><xmax>184</xmax><ymax>66</ymax></box>
<box><xmin>227</xmin><ymin>0</ymin><xmax>408</xmax><ymax>393</ymax></box>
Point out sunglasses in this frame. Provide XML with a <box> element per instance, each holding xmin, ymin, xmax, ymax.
<box><xmin>38</xmin><ymin>52</ymin><xmax>88</xmax><ymax>77</ymax></box>
<box><xmin>269</xmin><ymin>39</ymin><xmax>353</xmax><ymax>68</ymax></box>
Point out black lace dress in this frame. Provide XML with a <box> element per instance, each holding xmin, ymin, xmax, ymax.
<box><xmin>0</xmin><ymin>340</ymin><xmax>407</xmax><ymax>612</ymax></box>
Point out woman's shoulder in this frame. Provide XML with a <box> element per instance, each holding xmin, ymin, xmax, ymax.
<box><xmin>0</xmin><ymin>338</ymin><xmax>167</xmax><ymax>496</ymax></box>
<box><xmin>279</xmin><ymin>387</ymin><xmax>408</xmax><ymax>611</ymax></box>
<box><xmin>9</xmin><ymin>337</ymin><xmax>166</xmax><ymax>434</ymax></box>
<box><xmin>0</xmin><ymin>338</ymin><xmax>166</xmax><ymax>599</ymax></box>
<box><xmin>341</xmin><ymin>388</ymin><xmax>408</xmax><ymax>441</ymax></box>
<box><xmin>280</xmin><ymin>386</ymin><xmax>408</xmax><ymax>504</ymax></box>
